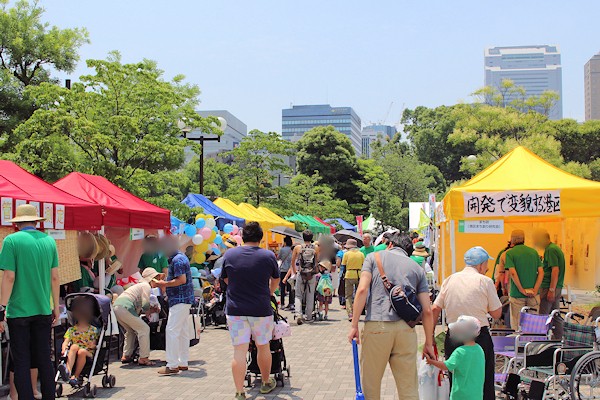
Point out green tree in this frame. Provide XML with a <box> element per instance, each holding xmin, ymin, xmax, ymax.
<box><xmin>0</xmin><ymin>0</ymin><xmax>88</xmax><ymax>149</ymax></box>
<box><xmin>226</xmin><ymin>129</ymin><xmax>294</xmax><ymax>205</ymax></box>
<box><xmin>184</xmin><ymin>157</ymin><xmax>235</xmax><ymax>198</ymax></box>
<box><xmin>11</xmin><ymin>52</ymin><xmax>220</xmax><ymax>184</ymax></box>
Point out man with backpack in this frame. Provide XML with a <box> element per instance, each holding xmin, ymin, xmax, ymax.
<box><xmin>348</xmin><ymin>233</ymin><xmax>435</xmax><ymax>400</ymax></box>
<box><xmin>289</xmin><ymin>230</ymin><xmax>319</xmax><ymax>325</ymax></box>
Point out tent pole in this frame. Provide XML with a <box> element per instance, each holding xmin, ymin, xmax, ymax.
<box><xmin>99</xmin><ymin>225</ymin><xmax>106</xmax><ymax>293</ymax></box>
<box><xmin>450</xmin><ymin>220</ymin><xmax>456</xmax><ymax>274</ymax></box>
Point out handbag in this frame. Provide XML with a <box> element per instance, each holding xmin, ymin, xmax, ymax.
<box><xmin>272</xmin><ymin>319</ymin><xmax>292</xmax><ymax>340</ymax></box>
<box><xmin>374</xmin><ymin>252</ymin><xmax>422</xmax><ymax>327</ymax></box>
<box><xmin>188</xmin><ymin>312</ymin><xmax>201</xmax><ymax>347</ymax></box>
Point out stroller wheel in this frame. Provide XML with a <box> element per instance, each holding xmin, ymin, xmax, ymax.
<box><xmin>89</xmin><ymin>383</ymin><xmax>98</xmax><ymax>398</ymax></box>
<box><xmin>109</xmin><ymin>374</ymin><xmax>116</xmax><ymax>388</ymax></box>
<box><xmin>286</xmin><ymin>366</ymin><xmax>291</xmax><ymax>377</ymax></box>
<box><xmin>275</xmin><ymin>372</ymin><xmax>284</xmax><ymax>387</ymax></box>
<box><xmin>102</xmin><ymin>375</ymin><xmax>109</xmax><ymax>388</ymax></box>
<box><xmin>55</xmin><ymin>383</ymin><xmax>63</xmax><ymax>398</ymax></box>
<box><xmin>83</xmin><ymin>383</ymin><xmax>90</xmax><ymax>398</ymax></box>
<box><xmin>245</xmin><ymin>373</ymin><xmax>252</xmax><ymax>388</ymax></box>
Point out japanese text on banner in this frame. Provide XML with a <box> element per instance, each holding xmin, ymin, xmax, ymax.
<box><xmin>463</xmin><ymin>191</ymin><xmax>561</xmax><ymax>217</ymax></box>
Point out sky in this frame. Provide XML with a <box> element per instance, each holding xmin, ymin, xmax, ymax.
<box><xmin>42</xmin><ymin>1</ymin><xmax>600</xmax><ymax>133</ymax></box>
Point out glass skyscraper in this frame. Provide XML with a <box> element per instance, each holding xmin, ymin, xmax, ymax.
<box><xmin>361</xmin><ymin>124</ymin><xmax>397</xmax><ymax>158</ymax></box>
<box><xmin>281</xmin><ymin>104</ymin><xmax>362</xmax><ymax>155</ymax></box>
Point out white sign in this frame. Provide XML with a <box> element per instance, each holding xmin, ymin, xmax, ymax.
<box><xmin>29</xmin><ymin>201</ymin><xmax>40</xmax><ymax>228</ymax></box>
<box><xmin>1</xmin><ymin>197</ymin><xmax>12</xmax><ymax>226</ymax></box>
<box><xmin>43</xmin><ymin>203</ymin><xmax>54</xmax><ymax>229</ymax></box>
<box><xmin>55</xmin><ymin>204</ymin><xmax>65</xmax><ymax>229</ymax></box>
<box><xmin>46</xmin><ymin>229</ymin><xmax>66</xmax><ymax>240</ymax></box>
<box><xmin>458</xmin><ymin>220</ymin><xmax>504</xmax><ymax>234</ymax></box>
<box><xmin>130</xmin><ymin>228</ymin><xmax>145</xmax><ymax>241</ymax></box>
<box><xmin>463</xmin><ymin>191</ymin><xmax>561</xmax><ymax>217</ymax></box>
<box><xmin>15</xmin><ymin>199</ymin><xmax>26</xmax><ymax>208</ymax></box>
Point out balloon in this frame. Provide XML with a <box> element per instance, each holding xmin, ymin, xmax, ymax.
<box><xmin>214</xmin><ymin>235</ymin><xmax>223</xmax><ymax>245</ymax></box>
<box><xmin>212</xmin><ymin>226</ymin><xmax>219</xmax><ymax>233</ymax></box>
<box><xmin>212</xmin><ymin>267</ymin><xmax>222</xmax><ymax>279</ymax></box>
<box><xmin>231</xmin><ymin>225</ymin><xmax>239</xmax><ymax>235</ymax></box>
<box><xmin>196</xmin><ymin>241</ymin><xmax>209</xmax><ymax>253</ymax></box>
<box><xmin>205</xmin><ymin>218</ymin><xmax>216</xmax><ymax>230</ymax></box>
<box><xmin>184</xmin><ymin>224</ymin><xmax>197</xmax><ymax>237</ymax></box>
<box><xmin>232</xmin><ymin>235</ymin><xmax>243</xmax><ymax>245</ymax></box>
<box><xmin>209</xmin><ymin>231</ymin><xmax>217</xmax><ymax>242</ymax></box>
<box><xmin>200</xmin><ymin>227</ymin><xmax>212</xmax><ymax>240</ymax></box>
<box><xmin>192</xmin><ymin>234</ymin><xmax>203</xmax><ymax>245</ymax></box>
<box><xmin>195</xmin><ymin>213</ymin><xmax>205</xmax><ymax>221</ymax></box>
<box><xmin>223</xmin><ymin>223</ymin><xmax>234</xmax><ymax>234</ymax></box>
<box><xmin>170</xmin><ymin>226</ymin><xmax>179</xmax><ymax>234</ymax></box>
<box><xmin>193</xmin><ymin>253</ymin><xmax>206</xmax><ymax>264</ymax></box>
<box><xmin>195</xmin><ymin>218</ymin><xmax>206</xmax><ymax>229</ymax></box>
<box><xmin>212</xmin><ymin>247</ymin><xmax>221</xmax><ymax>256</ymax></box>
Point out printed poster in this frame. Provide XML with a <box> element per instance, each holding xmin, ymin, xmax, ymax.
<box><xmin>43</xmin><ymin>203</ymin><xmax>54</xmax><ymax>229</ymax></box>
<box><xmin>458</xmin><ymin>220</ymin><xmax>504</xmax><ymax>234</ymax></box>
<box><xmin>55</xmin><ymin>204</ymin><xmax>65</xmax><ymax>229</ymax></box>
<box><xmin>15</xmin><ymin>199</ymin><xmax>26</xmax><ymax>208</ymax></box>
<box><xmin>29</xmin><ymin>201</ymin><xmax>40</xmax><ymax>227</ymax></box>
<box><xmin>130</xmin><ymin>228</ymin><xmax>145</xmax><ymax>241</ymax></box>
<box><xmin>1</xmin><ymin>197</ymin><xmax>13</xmax><ymax>226</ymax></box>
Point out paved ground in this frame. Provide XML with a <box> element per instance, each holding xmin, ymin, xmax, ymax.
<box><xmin>57</xmin><ymin>302</ymin><xmax>433</xmax><ymax>400</ymax></box>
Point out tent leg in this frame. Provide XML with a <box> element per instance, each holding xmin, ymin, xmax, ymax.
<box><xmin>99</xmin><ymin>226</ymin><xmax>106</xmax><ymax>293</ymax></box>
<box><xmin>450</xmin><ymin>220</ymin><xmax>456</xmax><ymax>274</ymax></box>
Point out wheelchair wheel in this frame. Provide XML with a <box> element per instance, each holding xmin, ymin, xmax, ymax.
<box><xmin>570</xmin><ymin>351</ymin><xmax>600</xmax><ymax>400</ymax></box>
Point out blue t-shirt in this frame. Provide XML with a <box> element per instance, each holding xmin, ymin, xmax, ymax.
<box><xmin>221</xmin><ymin>246</ymin><xmax>280</xmax><ymax>317</ymax></box>
<box><xmin>166</xmin><ymin>252</ymin><xmax>194</xmax><ymax>307</ymax></box>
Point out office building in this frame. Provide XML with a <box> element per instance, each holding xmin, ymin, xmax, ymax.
<box><xmin>184</xmin><ymin>110</ymin><xmax>247</xmax><ymax>162</ymax></box>
<box><xmin>585</xmin><ymin>52</ymin><xmax>600</xmax><ymax>121</ymax></box>
<box><xmin>281</xmin><ymin>104</ymin><xmax>362</xmax><ymax>154</ymax></box>
<box><xmin>361</xmin><ymin>124</ymin><xmax>397</xmax><ymax>158</ymax></box>
<box><xmin>484</xmin><ymin>45</ymin><xmax>563</xmax><ymax>119</ymax></box>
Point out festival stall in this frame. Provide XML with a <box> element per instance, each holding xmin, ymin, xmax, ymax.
<box><xmin>313</xmin><ymin>216</ymin><xmax>336</xmax><ymax>234</ymax></box>
<box><xmin>257</xmin><ymin>206</ymin><xmax>295</xmax><ymax>230</ymax></box>
<box><xmin>0</xmin><ymin>161</ymin><xmax>103</xmax><ymax>284</ymax></box>
<box><xmin>326</xmin><ymin>218</ymin><xmax>357</xmax><ymax>232</ymax></box>
<box><xmin>286</xmin><ymin>214</ymin><xmax>330</xmax><ymax>235</ymax></box>
<box><xmin>181</xmin><ymin>193</ymin><xmax>245</xmax><ymax>229</ymax></box>
<box><xmin>54</xmin><ymin>172</ymin><xmax>171</xmax><ymax>285</ymax></box>
<box><xmin>439</xmin><ymin>146</ymin><xmax>600</xmax><ymax>289</ymax></box>
<box><xmin>237</xmin><ymin>203</ymin><xmax>288</xmax><ymax>249</ymax></box>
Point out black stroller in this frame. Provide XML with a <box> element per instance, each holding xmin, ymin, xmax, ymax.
<box><xmin>245</xmin><ymin>298</ymin><xmax>290</xmax><ymax>388</ymax></box>
<box><xmin>55</xmin><ymin>293</ymin><xmax>116</xmax><ymax>398</ymax></box>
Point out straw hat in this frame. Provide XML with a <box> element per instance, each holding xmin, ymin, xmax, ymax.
<box><xmin>142</xmin><ymin>268</ymin><xmax>160</xmax><ymax>283</ymax></box>
<box><xmin>78</xmin><ymin>232</ymin><xmax>99</xmax><ymax>260</ymax></box>
<box><xmin>94</xmin><ymin>234</ymin><xmax>111</xmax><ymax>260</ymax></box>
<box><xmin>9</xmin><ymin>204</ymin><xmax>45</xmax><ymax>223</ymax></box>
<box><xmin>318</xmin><ymin>260</ymin><xmax>332</xmax><ymax>272</ymax></box>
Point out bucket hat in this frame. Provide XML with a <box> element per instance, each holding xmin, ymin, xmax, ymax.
<box><xmin>9</xmin><ymin>204</ymin><xmax>45</xmax><ymax>223</ymax></box>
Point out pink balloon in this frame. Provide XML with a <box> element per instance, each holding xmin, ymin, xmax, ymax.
<box><xmin>233</xmin><ymin>235</ymin><xmax>243</xmax><ymax>245</ymax></box>
<box><xmin>210</xmin><ymin>243</ymin><xmax>218</xmax><ymax>248</ymax></box>
<box><xmin>200</xmin><ymin>227</ymin><xmax>212</xmax><ymax>240</ymax></box>
<box><xmin>232</xmin><ymin>225</ymin><xmax>239</xmax><ymax>235</ymax></box>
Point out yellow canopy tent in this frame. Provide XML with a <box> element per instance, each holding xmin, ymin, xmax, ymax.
<box><xmin>238</xmin><ymin>203</ymin><xmax>288</xmax><ymax>249</ymax></box>
<box><xmin>439</xmin><ymin>146</ymin><xmax>600</xmax><ymax>289</ymax></box>
<box><xmin>257</xmin><ymin>206</ymin><xmax>295</xmax><ymax>229</ymax></box>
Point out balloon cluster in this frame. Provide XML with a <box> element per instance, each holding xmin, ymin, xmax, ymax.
<box><xmin>182</xmin><ymin>214</ymin><xmax>242</xmax><ymax>264</ymax></box>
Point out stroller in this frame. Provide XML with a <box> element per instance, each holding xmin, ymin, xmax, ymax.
<box><xmin>246</xmin><ymin>298</ymin><xmax>291</xmax><ymax>388</ymax></box>
<box><xmin>55</xmin><ymin>293</ymin><xmax>116</xmax><ymax>398</ymax></box>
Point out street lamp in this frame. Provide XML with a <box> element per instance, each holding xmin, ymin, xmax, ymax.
<box><xmin>179</xmin><ymin>117</ymin><xmax>227</xmax><ymax>194</ymax></box>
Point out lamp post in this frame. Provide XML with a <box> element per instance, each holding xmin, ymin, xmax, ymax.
<box><xmin>178</xmin><ymin>117</ymin><xmax>227</xmax><ymax>194</ymax></box>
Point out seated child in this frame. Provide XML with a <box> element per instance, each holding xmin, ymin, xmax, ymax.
<box><xmin>59</xmin><ymin>297</ymin><xmax>100</xmax><ymax>387</ymax></box>
<box><xmin>425</xmin><ymin>315</ymin><xmax>485</xmax><ymax>400</ymax></box>
<box><xmin>316</xmin><ymin>260</ymin><xmax>334</xmax><ymax>321</ymax></box>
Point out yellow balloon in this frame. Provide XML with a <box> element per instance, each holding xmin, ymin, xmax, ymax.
<box><xmin>209</xmin><ymin>231</ymin><xmax>217</xmax><ymax>241</ymax></box>
<box><xmin>196</xmin><ymin>214</ymin><xmax>207</xmax><ymax>221</ymax></box>
<box><xmin>205</xmin><ymin>215</ymin><xmax>214</xmax><ymax>221</ymax></box>
<box><xmin>193</xmin><ymin>253</ymin><xmax>206</xmax><ymax>264</ymax></box>
<box><xmin>196</xmin><ymin>241</ymin><xmax>209</xmax><ymax>253</ymax></box>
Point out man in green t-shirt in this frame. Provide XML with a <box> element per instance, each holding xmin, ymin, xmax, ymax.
<box><xmin>359</xmin><ymin>233</ymin><xmax>375</xmax><ymax>256</ymax></box>
<box><xmin>0</xmin><ymin>204</ymin><xmax>60</xmax><ymax>400</ymax></box>
<box><xmin>534</xmin><ymin>230</ymin><xmax>566</xmax><ymax>316</ymax></box>
<box><xmin>505</xmin><ymin>230</ymin><xmax>543</xmax><ymax>329</ymax></box>
<box><xmin>138</xmin><ymin>235</ymin><xmax>168</xmax><ymax>274</ymax></box>
<box><xmin>373</xmin><ymin>232</ymin><xmax>392</xmax><ymax>252</ymax></box>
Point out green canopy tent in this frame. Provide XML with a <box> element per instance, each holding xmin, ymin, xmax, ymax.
<box><xmin>285</xmin><ymin>213</ymin><xmax>330</xmax><ymax>234</ymax></box>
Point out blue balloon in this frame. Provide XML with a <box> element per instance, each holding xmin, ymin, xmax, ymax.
<box><xmin>212</xmin><ymin>226</ymin><xmax>219</xmax><ymax>233</ymax></box>
<box><xmin>212</xmin><ymin>247</ymin><xmax>221</xmax><ymax>256</ymax></box>
<box><xmin>195</xmin><ymin>219</ymin><xmax>206</xmax><ymax>229</ymax></box>
<box><xmin>214</xmin><ymin>235</ymin><xmax>223</xmax><ymax>245</ymax></box>
<box><xmin>184</xmin><ymin>224</ymin><xmax>197</xmax><ymax>237</ymax></box>
<box><xmin>223</xmin><ymin>223</ymin><xmax>234</xmax><ymax>234</ymax></box>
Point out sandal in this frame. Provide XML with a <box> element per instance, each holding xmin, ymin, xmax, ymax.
<box><xmin>121</xmin><ymin>356</ymin><xmax>134</xmax><ymax>364</ymax></box>
<box><xmin>138</xmin><ymin>359</ymin><xmax>156</xmax><ymax>366</ymax></box>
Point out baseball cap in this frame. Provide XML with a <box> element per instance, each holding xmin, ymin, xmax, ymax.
<box><xmin>448</xmin><ymin>315</ymin><xmax>481</xmax><ymax>342</ymax></box>
<box><xmin>464</xmin><ymin>246</ymin><xmax>493</xmax><ymax>266</ymax></box>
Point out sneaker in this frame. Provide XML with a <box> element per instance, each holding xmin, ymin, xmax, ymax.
<box><xmin>324</xmin><ymin>315</ymin><xmax>328</xmax><ymax>321</ymax></box>
<box><xmin>58</xmin><ymin>363</ymin><xmax>70</xmax><ymax>381</ymax></box>
<box><xmin>68</xmin><ymin>377</ymin><xmax>79</xmax><ymax>387</ymax></box>
<box><xmin>157</xmin><ymin>366</ymin><xmax>180</xmax><ymax>375</ymax></box>
<box><xmin>296</xmin><ymin>315</ymin><xmax>303</xmax><ymax>325</ymax></box>
<box><xmin>259</xmin><ymin>377</ymin><xmax>277</xmax><ymax>394</ymax></box>
<box><xmin>234</xmin><ymin>392</ymin><xmax>246</xmax><ymax>400</ymax></box>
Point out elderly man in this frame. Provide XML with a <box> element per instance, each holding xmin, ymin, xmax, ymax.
<box><xmin>359</xmin><ymin>233</ymin><xmax>374</xmax><ymax>256</ymax></box>
<box><xmin>432</xmin><ymin>246</ymin><xmax>502</xmax><ymax>400</ymax></box>
<box><xmin>341</xmin><ymin>239</ymin><xmax>365</xmax><ymax>321</ymax></box>
<box><xmin>505</xmin><ymin>230</ymin><xmax>544</xmax><ymax>329</ymax></box>
<box><xmin>0</xmin><ymin>204</ymin><xmax>60</xmax><ymax>400</ymax></box>
<box><xmin>349</xmin><ymin>233</ymin><xmax>434</xmax><ymax>400</ymax></box>
<box><xmin>534</xmin><ymin>230</ymin><xmax>566</xmax><ymax>315</ymax></box>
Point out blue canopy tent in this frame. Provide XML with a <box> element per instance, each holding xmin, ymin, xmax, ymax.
<box><xmin>170</xmin><ymin>216</ymin><xmax>184</xmax><ymax>233</ymax></box>
<box><xmin>326</xmin><ymin>218</ymin><xmax>356</xmax><ymax>232</ymax></box>
<box><xmin>182</xmin><ymin>193</ymin><xmax>245</xmax><ymax>229</ymax></box>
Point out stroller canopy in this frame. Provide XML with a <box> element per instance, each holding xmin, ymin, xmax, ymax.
<box><xmin>65</xmin><ymin>293</ymin><xmax>111</xmax><ymax>326</ymax></box>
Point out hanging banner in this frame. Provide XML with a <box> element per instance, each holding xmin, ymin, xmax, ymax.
<box><xmin>55</xmin><ymin>204</ymin><xmax>65</xmax><ymax>229</ymax></box>
<box><xmin>356</xmin><ymin>215</ymin><xmax>363</xmax><ymax>236</ymax></box>
<box><xmin>463</xmin><ymin>191</ymin><xmax>561</xmax><ymax>217</ymax></box>
<box><xmin>43</xmin><ymin>203</ymin><xmax>54</xmax><ymax>229</ymax></box>
<box><xmin>1</xmin><ymin>197</ymin><xmax>13</xmax><ymax>226</ymax></box>
<box><xmin>458</xmin><ymin>220</ymin><xmax>504</xmax><ymax>234</ymax></box>
<box><xmin>130</xmin><ymin>228</ymin><xmax>145</xmax><ymax>241</ymax></box>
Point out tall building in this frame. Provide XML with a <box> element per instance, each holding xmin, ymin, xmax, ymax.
<box><xmin>185</xmin><ymin>110</ymin><xmax>247</xmax><ymax>162</ymax></box>
<box><xmin>281</xmin><ymin>104</ymin><xmax>362</xmax><ymax>155</ymax></box>
<box><xmin>361</xmin><ymin>124</ymin><xmax>397</xmax><ymax>158</ymax></box>
<box><xmin>484</xmin><ymin>45</ymin><xmax>563</xmax><ymax>119</ymax></box>
<box><xmin>585</xmin><ymin>52</ymin><xmax>600</xmax><ymax>121</ymax></box>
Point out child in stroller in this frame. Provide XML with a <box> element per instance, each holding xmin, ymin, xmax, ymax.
<box><xmin>58</xmin><ymin>296</ymin><xmax>99</xmax><ymax>387</ymax></box>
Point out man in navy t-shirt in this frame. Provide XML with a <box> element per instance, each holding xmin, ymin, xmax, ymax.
<box><xmin>221</xmin><ymin>222</ymin><xmax>280</xmax><ymax>399</ymax></box>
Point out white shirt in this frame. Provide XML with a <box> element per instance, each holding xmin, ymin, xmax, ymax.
<box><xmin>434</xmin><ymin>267</ymin><xmax>502</xmax><ymax>327</ymax></box>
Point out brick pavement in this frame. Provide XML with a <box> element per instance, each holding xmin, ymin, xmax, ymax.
<box><xmin>58</xmin><ymin>303</ymin><xmax>434</xmax><ymax>400</ymax></box>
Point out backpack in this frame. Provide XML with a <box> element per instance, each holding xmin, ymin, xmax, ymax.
<box><xmin>317</xmin><ymin>274</ymin><xmax>333</xmax><ymax>296</ymax></box>
<box><xmin>374</xmin><ymin>252</ymin><xmax>423</xmax><ymax>327</ymax></box>
<box><xmin>299</xmin><ymin>244</ymin><xmax>317</xmax><ymax>280</ymax></box>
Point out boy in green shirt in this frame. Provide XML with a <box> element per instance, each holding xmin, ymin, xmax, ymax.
<box><xmin>426</xmin><ymin>315</ymin><xmax>485</xmax><ymax>400</ymax></box>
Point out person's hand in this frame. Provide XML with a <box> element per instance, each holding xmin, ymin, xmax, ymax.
<box><xmin>52</xmin><ymin>306</ymin><xmax>60</xmax><ymax>325</ymax></box>
<box><xmin>525</xmin><ymin>289</ymin><xmax>535</xmax><ymax>298</ymax></box>
<box><xmin>155</xmin><ymin>280</ymin><xmax>167</xmax><ymax>289</ymax></box>
<box><xmin>348</xmin><ymin>326</ymin><xmax>360</xmax><ymax>344</ymax></box>
<box><xmin>422</xmin><ymin>343</ymin><xmax>436</xmax><ymax>360</ymax></box>
<box><xmin>0</xmin><ymin>320</ymin><xmax>5</xmax><ymax>334</ymax></box>
<box><xmin>547</xmin><ymin>290</ymin><xmax>555</xmax><ymax>302</ymax></box>
<box><xmin>282</xmin><ymin>278</ymin><xmax>287</xmax><ymax>285</ymax></box>
<box><xmin>424</xmin><ymin>353</ymin><xmax>435</xmax><ymax>364</ymax></box>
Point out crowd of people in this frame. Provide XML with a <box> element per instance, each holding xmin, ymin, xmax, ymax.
<box><xmin>0</xmin><ymin>203</ymin><xmax>568</xmax><ymax>400</ymax></box>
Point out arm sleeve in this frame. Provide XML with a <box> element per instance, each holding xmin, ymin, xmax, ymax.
<box><xmin>270</xmin><ymin>253</ymin><xmax>280</xmax><ymax>279</ymax></box>
<box><xmin>0</xmin><ymin>238</ymin><xmax>15</xmax><ymax>272</ymax></box>
<box><xmin>416</xmin><ymin>268</ymin><xmax>429</xmax><ymax>294</ymax></box>
<box><xmin>64</xmin><ymin>327</ymin><xmax>73</xmax><ymax>341</ymax></box>
<box><xmin>341</xmin><ymin>253</ymin><xmax>348</xmax><ymax>266</ymax></box>
<box><xmin>51</xmin><ymin>240</ymin><xmax>59</xmax><ymax>269</ymax></box>
<box><xmin>433</xmin><ymin>278</ymin><xmax>448</xmax><ymax>308</ymax></box>
<box><xmin>444</xmin><ymin>347</ymin><xmax>463</xmax><ymax>372</ymax></box>
<box><xmin>361</xmin><ymin>254</ymin><xmax>374</xmax><ymax>274</ymax></box>
<box><xmin>160</xmin><ymin>255</ymin><xmax>169</xmax><ymax>269</ymax></box>
<box><xmin>546</xmin><ymin>248</ymin><xmax>559</xmax><ymax>267</ymax></box>
<box><xmin>505</xmin><ymin>251</ymin><xmax>515</xmax><ymax>269</ymax></box>
<box><xmin>137</xmin><ymin>256</ymin><xmax>144</xmax><ymax>269</ymax></box>
<box><xmin>171</xmin><ymin>257</ymin><xmax>186</xmax><ymax>278</ymax></box>
<box><xmin>486</xmin><ymin>279</ymin><xmax>503</xmax><ymax>311</ymax></box>
<box><xmin>220</xmin><ymin>255</ymin><xmax>228</xmax><ymax>279</ymax></box>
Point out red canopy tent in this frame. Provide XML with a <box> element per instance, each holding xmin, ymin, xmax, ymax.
<box><xmin>0</xmin><ymin>161</ymin><xmax>102</xmax><ymax>230</ymax></box>
<box><xmin>54</xmin><ymin>172</ymin><xmax>170</xmax><ymax>230</ymax></box>
<box><xmin>314</xmin><ymin>216</ymin><xmax>336</xmax><ymax>234</ymax></box>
